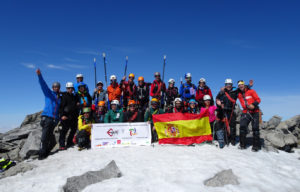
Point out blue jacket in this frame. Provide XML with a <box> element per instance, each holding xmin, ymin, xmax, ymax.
<box><xmin>38</xmin><ymin>75</ymin><xmax>62</xmax><ymax>120</ymax></box>
<box><xmin>179</xmin><ymin>83</ymin><xmax>196</xmax><ymax>101</ymax></box>
<box><xmin>74</xmin><ymin>82</ymin><xmax>89</xmax><ymax>94</ymax></box>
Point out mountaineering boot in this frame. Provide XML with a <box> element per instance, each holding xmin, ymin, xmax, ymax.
<box><xmin>252</xmin><ymin>133</ymin><xmax>261</xmax><ymax>152</ymax></box>
<box><xmin>239</xmin><ymin>134</ymin><xmax>246</xmax><ymax>150</ymax></box>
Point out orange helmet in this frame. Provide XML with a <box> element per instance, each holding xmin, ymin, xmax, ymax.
<box><xmin>138</xmin><ymin>76</ymin><xmax>144</xmax><ymax>81</ymax></box>
<box><xmin>98</xmin><ymin>101</ymin><xmax>105</xmax><ymax>107</ymax></box>
<box><xmin>128</xmin><ymin>100</ymin><xmax>136</xmax><ymax>106</ymax></box>
<box><xmin>129</xmin><ymin>73</ymin><xmax>135</xmax><ymax>78</ymax></box>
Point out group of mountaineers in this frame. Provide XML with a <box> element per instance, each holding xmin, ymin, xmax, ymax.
<box><xmin>36</xmin><ymin>67</ymin><xmax>261</xmax><ymax>160</ymax></box>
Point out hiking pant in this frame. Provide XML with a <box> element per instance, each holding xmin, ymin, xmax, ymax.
<box><xmin>224</xmin><ymin>110</ymin><xmax>236</xmax><ymax>143</ymax></box>
<box><xmin>59</xmin><ymin>118</ymin><xmax>77</xmax><ymax>148</ymax></box>
<box><xmin>214</xmin><ymin>120</ymin><xmax>225</xmax><ymax>147</ymax></box>
<box><xmin>76</xmin><ymin>130</ymin><xmax>90</xmax><ymax>148</ymax></box>
<box><xmin>240</xmin><ymin>112</ymin><xmax>260</xmax><ymax>148</ymax></box>
<box><xmin>151</xmin><ymin>124</ymin><xmax>158</xmax><ymax>143</ymax></box>
<box><xmin>39</xmin><ymin>116</ymin><xmax>57</xmax><ymax>158</ymax></box>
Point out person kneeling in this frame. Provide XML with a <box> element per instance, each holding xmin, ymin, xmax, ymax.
<box><xmin>104</xmin><ymin>100</ymin><xmax>123</xmax><ymax>123</ymax></box>
<box><xmin>77</xmin><ymin>107</ymin><xmax>94</xmax><ymax>150</ymax></box>
<box><xmin>123</xmin><ymin>100</ymin><xmax>144</xmax><ymax>122</ymax></box>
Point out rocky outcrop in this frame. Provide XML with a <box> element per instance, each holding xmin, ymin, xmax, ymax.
<box><xmin>63</xmin><ymin>160</ymin><xmax>122</xmax><ymax>192</ymax></box>
<box><xmin>262</xmin><ymin>115</ymin><xmax>300</xmax><ymax>152</ymax></box>
<box><xmin>0</xmin><ymin>162</ymin><xmax>37</xmax><ymax>179</ymax></box>
<box><xmin>0</xmin><ymin>111</ymin><xmax>59</xmax><ymax>161</ymax></box>
<box><xmin>204</xmin><ymin>169</ymin><xmax>239</xmax><ymax>187</ymax></box>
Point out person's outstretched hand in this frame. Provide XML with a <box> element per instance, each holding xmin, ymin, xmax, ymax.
<box><xmin>36</xmin><ymin>68</ymin><xmax>41</xmax><ymax>75</ymax></box>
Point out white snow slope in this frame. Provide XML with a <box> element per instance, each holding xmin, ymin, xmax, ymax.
<box><xmin>1</xmin><ymin>144</ymin><xmax>300</xmax><ymax>192</ymax></box>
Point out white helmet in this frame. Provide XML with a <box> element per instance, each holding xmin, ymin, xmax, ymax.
<box><xmin>199</xmin><ymin>78</ymin><xmax>206</xmax><ymax>83</ymax></box>
<box><xmin>111</xmin><ymin>100</ymin><xmax>119</xmax><ymax>105</ymax></box>
<box><xmin>154</xmin><ymin>72</ymin><xmax>161</xmax><ymax>77</ymax></box>
<box><xmin>225</xmin><ymin>78</ymin><xmax>233</xmax><ymax>84</ymax></box>
<box><xmin>66</xmin><ymin>82</ymin><xmax>74</xmax><ymax>88</ymax></box>
<box><xmin>168</xmin><ymin>78</ymin><xmax>175</xmax><ymax>84</ymax></box>
<box><xmin>97</xmin><ymin>81</ymin><xmax>103</xmax><ymax>85</ymax></box>
<box><xmin>76</xmin><ymin>74</ymin><xmax>83</xmax><ymax>78</ymax></box>
<box><xmin>203</xmin><ymin>95</ymin><xmax>211</xmax><ymax>101</ymax></box>
<box><xmin>110</xmin><ymin>75</ymin><xmax>117</xmax><ymax>80</ymax></box>
<box><xmin>174</xmin><ymin>97</ymin><xmax>182</xmax><ymax>103</ymax></box>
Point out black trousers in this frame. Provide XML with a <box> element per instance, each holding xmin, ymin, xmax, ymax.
<box><xmin>224</xmin><ymin>110</ymin><xmax>236</xmax><ymax>142</ymax></box>
<box><xmin>239</xmin><ymin>112</ymin><xmax>260</xmax><ymax>147</ymax></box>
<box><xmin>39</xmin><ymin>116</ymin><xmax>57</xmax><ymax>157</ymax></box>
<box><xmin>59</xmin><ymin>118</ymin><xmax>78</xmax><ymax>148</ymax></box>
<box><xmin>76</xmin><ymin>130</ymin><xmax>90</xmax><ymax>148</ymax></box>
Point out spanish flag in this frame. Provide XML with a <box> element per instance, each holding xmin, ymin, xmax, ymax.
<box><xmin>152</xmin><ymin>110</ymin><xmax>212</xmax><ymax>145</ymax></box>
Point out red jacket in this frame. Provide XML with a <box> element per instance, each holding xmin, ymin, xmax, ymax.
<box><xmin>196</xmin><ymin>86</ymin><xmax>213</xmax><ymax>102</ymax></box>
<box><xmin>238</xmin><ymin>88</ymin><xmax>261</xmax><ymax>113</ymax></box>
<box><xmin>120</xmin><ymin>81</ymin><xmax>137</xmax><ymax>100</ymax></box>
<box><xmin>150</xmin><ymin>80</ymin><xmax>166</xmax><ymax>98</ymax></box>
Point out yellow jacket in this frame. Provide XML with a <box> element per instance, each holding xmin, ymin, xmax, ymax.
<box><xmin>78</xmin><ymin>115</ymin><xmax>94</xmax><ymax>133</ymax></box>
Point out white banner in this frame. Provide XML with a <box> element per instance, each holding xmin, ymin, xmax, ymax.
<box><xmin>91</xmin><ymin>122</ymin><xmax>152</xmax><ymax>148</ymax></box>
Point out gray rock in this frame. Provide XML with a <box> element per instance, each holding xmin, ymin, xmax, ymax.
<box><xmin>285</xmin><ymin>115</ymin><xmax>300</xmax><ymax>128</ymax></box>
<box><xmin>6</xmin><ymin>147</ymin><xmax>21</xmax><ymax>161</ymax></box>
<box><xmin>265</xmin><ymin>132</ymin><xmax>285</xmax><ymax>148</ymax></box>
<box><xmin>204</xmin><ymin>169</ymin><xmax>239</xmax><ymax>187</ymax></box>
<box><xmin>1</xmin><ymin>123</ymin><xmax>41</xmax><ymax>142</ymax></box>
<box><xmin>0</xmin><ymin>162</ymin><xmax>37</xmax><ymax>179</ymax></box>
<box><xmin>19</xmin><ymin>130</ymin><xmax>42</xmax><ymax>159</ymax></box>
<box><xmin>275</xmin><ymin>122</ymin><xmax>288</xmax><ymax>130</ymax></box>
<box><xmin>20</xmin><ymin>111</ymin><xmax>42</xmax><ymax>127</ymax></box>
<box><xmin>283</xmin><ymin>134</ymin><xmax>298</xmax><ymax>145</ymax></box>
<box><xmin>267</xmin><ymin>116</ymin><xmax>282</xmax><ymax>129</ymax></box>
<box><xmin>262</xmin><ymin>141</ymin><xmax>279</xmax><ymax>153</ymax></box>
<box><xmin>63</xmin><ymin>160</ymin><xmax>122</xmax><ymax>192</ymax></box>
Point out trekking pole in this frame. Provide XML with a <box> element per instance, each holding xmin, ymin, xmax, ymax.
<box><xmin>162</xmin><ymin>55</ymin><xmax>166</xmax><ymax>82</ymax></box>
<box><xmin>103</xmin><ymin>52</ymin><xmax>110</xmax><ymax>110</ymax></box>
<box><xmin>124</xmin><ymin>56</ymin><xmax>128</xmax><ymax>77</ymax></box>
<box><xmin>94</xmin><ymin>58</ymin><xmax>97</xmax><ymax>88</ymax></box>
<box><xmin>102</xmin><ymin>53</ymin><xmax>108</xmax><ymax>88</ymax></box>
<box><xmin>161</xmin><ymin>55</ymin><xmax>166</xmax><ymax>108</ymax></box>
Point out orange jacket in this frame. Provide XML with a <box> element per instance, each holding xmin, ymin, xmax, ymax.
<box><xmin>238</xmin><ymin>88</ymin><xmax>261</xmax><ymax>113</ymax></box>
<box><xmin>107</xmin><ymin>83</ymin><xmax>122</xmax><ymax>102</ymax></box>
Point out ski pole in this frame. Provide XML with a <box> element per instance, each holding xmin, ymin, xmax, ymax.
<box><xmin>94</xmin><ymin>58</ymin><xmax>97</xmax><ymax>88</ymax></box>
<box><xmin>102</xmin><ymin>53</ymin><xmax>108</xmax><ymax>88</ymax></box>
<box><xmin>162</xmin><ymin>55</ymin><xmax>166</xmax><ymax>82</ymax></box>
<box><xmin>124</xmin><ymin>56</ymin><xmax>128</xmax><ymax>77</ymax></box>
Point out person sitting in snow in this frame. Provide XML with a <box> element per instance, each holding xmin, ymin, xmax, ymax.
<box><xmin>76</xmin><ymin>107</ymin><xmax>94</xmax><ymax>150</ymax></box>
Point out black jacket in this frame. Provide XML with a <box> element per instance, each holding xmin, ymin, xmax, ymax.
<box><xmin>59</xmin><ymin>92</ymin><xmax>79</xmax><ymax>120</ymax></box>
<box><xmin>123</xmin><ymin>111</ymin><xmax>144</xmax><ymax>122</ymax></box>
<box><xmin>216</xmin><ymin>88</ymin><xmax>238</xmax><ymax>111</ymax></box>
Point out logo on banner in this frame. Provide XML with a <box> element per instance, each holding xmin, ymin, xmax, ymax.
<box><xmin>107</xmin><ymin>128</ymin><xmax>119</xmax><ymax>137</ymax></box>
<box><xmin>129</xmin><ymin>128</ymin><xmax>137</xmax><ymax>136</ymax></box>
<box><xmin>165</xmin><ymin>124</ymin><xmax>180</xmax><ymax>137</ymax></box>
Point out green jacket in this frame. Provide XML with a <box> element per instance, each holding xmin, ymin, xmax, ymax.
<box><xmin>144</xmin><ymin>107</ymin><xmax>164</xmax><ymax>125</ymax></box>
<box><xmin>104</xmin><ymin>109</ymin><xmax>123</xmax><ymax>123</ymax></box>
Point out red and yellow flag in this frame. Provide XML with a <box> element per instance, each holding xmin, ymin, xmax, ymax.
<box><xmin>152</xmin><ymin>110</ymin><xmax>212</xmax><ymax>145</ymax></box>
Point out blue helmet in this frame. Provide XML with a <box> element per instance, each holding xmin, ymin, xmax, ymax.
<box><xmin>78</xmin><ymin>82</ymin><xmax>86</xmax><ymax>88</ymax></box>
<box><xmin>185</xmin><ymin>73</ymin><xmax>192</xmax><ymax>79</ymax></box>
<box><xmin>189</xmin><ymin>99</ymin><xmax>197</xmax><ymax>104</ymax></box>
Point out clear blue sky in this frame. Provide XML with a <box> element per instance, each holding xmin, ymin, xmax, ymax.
<box><xmin>0</xmin><ymin>0</ymin><xmax>299</xmax><ymax>132</ymax></box>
